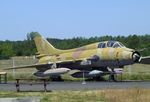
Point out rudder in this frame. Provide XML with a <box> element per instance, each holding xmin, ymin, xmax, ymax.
<box><xmin>33</xmin><ymin>33</ymin><xmax>62</xmax><ymax>55</ymax></box>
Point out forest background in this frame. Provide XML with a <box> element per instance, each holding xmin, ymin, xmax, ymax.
<box><xmin>0</xmin><ymin>32</ymin><xmax>149</xmax><ymax>59</ymax></box>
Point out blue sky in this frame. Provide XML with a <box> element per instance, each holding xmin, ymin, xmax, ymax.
<box><xmin>0</xmin><ymin>0</ymin><xmax>150</xmax><ymax>40</ymax></box>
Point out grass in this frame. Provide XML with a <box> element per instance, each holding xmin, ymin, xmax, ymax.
<box><xmin>0</xmin><ymin>88</ymin><xmax>150</xmax><ymax>102</ymax></box>
<box><xmin>124</xmin><ymin>64</ymin><xmax>150</xmax><ymax>73</ymax></box>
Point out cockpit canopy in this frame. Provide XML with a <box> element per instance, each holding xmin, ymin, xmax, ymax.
<box><xmin>98</xmin><ymin>41</ymin><xmax>125</xmax><ymax>48</ymax></box>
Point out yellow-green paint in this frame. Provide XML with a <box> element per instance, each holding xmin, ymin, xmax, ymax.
<box><xmin>34</xmin><ymin>34</ymin><xmax>134</xmax><ymax>65</ymax></box>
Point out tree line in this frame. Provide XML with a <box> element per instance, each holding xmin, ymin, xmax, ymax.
<box><xmin>0</xmin><ymin>32</ymin><xmax>149</xmax><ymax>59</ymax></box>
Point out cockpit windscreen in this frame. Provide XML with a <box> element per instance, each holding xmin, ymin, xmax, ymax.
<box><xmin>98</xmin><ymin>41</ymin><xmax>125</xmax><ymax>48</ymax></box>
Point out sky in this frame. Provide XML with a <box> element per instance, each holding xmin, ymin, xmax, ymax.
<box><xmin>0</xmin><ymin>0</ymin><xmax>150</xmax><ymax>40</ymax></box>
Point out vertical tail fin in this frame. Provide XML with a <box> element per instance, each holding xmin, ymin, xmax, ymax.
<box><xmin>33</xmin><ymin>33</ymin><xmax>62</xmax><ymax>55</ymax></box>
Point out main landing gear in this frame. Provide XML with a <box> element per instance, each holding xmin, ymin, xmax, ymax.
<box><xmin>107</xmin><ymin>67</ymin><xmax>117</xmax><ymax>82</ymax></box>
<box><xmin>109</xmin><ymin>74</ymin><xmax>117</xmax><ymax>82</ymax></box>
<box><xmin>50</xmin><ymin>76</ymin><xmax>64</xmax><ymax>81</ymax></box>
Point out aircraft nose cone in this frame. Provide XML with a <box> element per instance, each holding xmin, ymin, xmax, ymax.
<box><xmin>132</xmin><ymin>52</ymin><xmax>140</xmax><ymax>62</ymax></box>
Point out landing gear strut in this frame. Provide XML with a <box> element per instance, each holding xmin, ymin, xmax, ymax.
<box><xmin>107</xmin><ymin>67</ymin><xmax>117</xmax><ymax>82</ymax></box>
<box><xmin>109</xmin><ymin>74</ymin><xmax>117</xmax><ymax>82</ymax></box>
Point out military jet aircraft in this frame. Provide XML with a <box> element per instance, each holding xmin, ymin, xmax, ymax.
<box><xmin>4</xmin><ymin>33</ymin><xmax>150</xmax><ymax>81</ymax></box>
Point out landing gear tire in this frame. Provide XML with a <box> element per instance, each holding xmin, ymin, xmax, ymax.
<box><xmin>50</xmin><ymin>76</ymin><xmax>64</xmax><ymax>81</ymax></box>
<box><xmin>92</xmin><ymin>76</ymin><xmax>105</xmax><ymax>81</ymax></box>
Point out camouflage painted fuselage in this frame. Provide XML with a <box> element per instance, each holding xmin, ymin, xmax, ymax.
<box><xmin>37</xmin><ymin>41</ymin><xmax>135</xmax><ymax>71</ymax></box>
